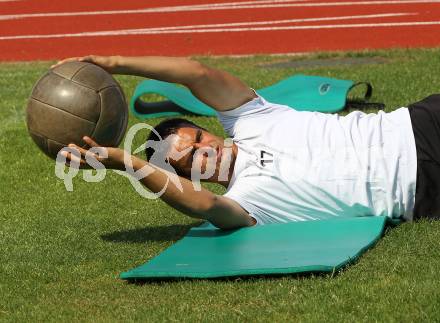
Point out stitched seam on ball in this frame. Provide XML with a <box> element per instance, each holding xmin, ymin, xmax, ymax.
<box><xmin>30</xmin><ymin>97</ymin><xmax>96</xmax><ymax>124</ymax></box>
<box><xmin>46</xmin><ymin>137</ymin><xmax>74</xmax><ymax>156</ymax></box>
<box><xmin>29</xmin><ymin>130</ymin><xmax>49</xmax><ymax>153</ymax></box>
<box><xmin>90</xmin><ymin>88</ymin><xmax>103</xmax><ymax>139</ymax></box>
<box><xmin>46</xmin><ymin>137</ymin><xmax>66</xmax><ymax>146</ymax></box>
<box><xmin>114</xmin><ymin>86</ymin><xmax>128</xmax><ymax>146</ymax></box>
<box><xmin>99</xmin><ymin>85</ymin><xmax>118</xmax><ymax>92</ymax></box>
<box><xmin>52</xmin><ymin>69</ymin><xmax>103</xmax><ymax>92</ymax></box>
<box><xmin>70</xmin><ymin>63</ymin><xmax>89</xmax><ymax>80</ymax></box>
<box><xmin>47</xmin><ymin>137</ymin><xmax>87</xmax><ymax>152</ymax></box>
<box><xmin>33</xmin><ymin>131</ymin><xmax>87</xmax><ymax>149</ymax></box>
<box><xmin>29</xmin><ymin>131</ymin><xmax>70</xmax><ymax>155</ymax></box>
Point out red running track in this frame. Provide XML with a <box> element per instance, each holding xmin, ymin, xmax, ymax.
<box><xmin>0</xmin><ymin>0</ymin><xmax>439</xmax><ymax>61</ymax></box>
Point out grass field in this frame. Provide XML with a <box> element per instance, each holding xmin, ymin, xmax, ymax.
<box><xmin>2</xmin><ymin>48</ymin><xmax>440</xmax><ymax>322</ymax></box>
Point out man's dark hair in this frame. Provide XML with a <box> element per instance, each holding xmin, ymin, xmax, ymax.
<box><xmin>145</xmin><ymin>118</ymin><xmax>205</xmax><ymax>162</ymax></box>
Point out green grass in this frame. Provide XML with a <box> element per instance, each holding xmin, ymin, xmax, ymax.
<box><xmin>2</xmin><ymin>48</ymin><xmax>440</xmax><ymax>321</ymax></box>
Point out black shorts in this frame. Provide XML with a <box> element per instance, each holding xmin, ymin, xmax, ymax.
<box><xmin>408</xmin><ymin>94</ymin><xmax>440</xmax><ymax>220</ymax></box>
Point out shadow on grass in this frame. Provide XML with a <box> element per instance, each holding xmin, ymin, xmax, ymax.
<box><xmin>123</xmin><ymin>270</ymin><xmax>335</xmax><ymax>286</ymax></box>
<box><xmin>101</xmin><ymin>224</ymin><xmax>194</xmax><ymax>243</ymax></box>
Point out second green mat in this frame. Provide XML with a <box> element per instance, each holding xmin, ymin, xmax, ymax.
<box><xmin>130</xmin><ymin>74</ymin><xmax>374</xmax><ymax>119</ymax></box>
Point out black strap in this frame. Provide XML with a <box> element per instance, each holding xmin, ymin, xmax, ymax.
<box><xmin>345</xmin><ymin>100</ymin><xmax>386</xmax><ymax>110</ymax></box>
<box><xmin>349</xmin><ymin>82</ymin><xmax>373</xmax><ymax>101</ymax></box>
<box><xmin>346</xmin><ymin>82</ymin><xmax>385</xmax><ymax>110</ymax></box>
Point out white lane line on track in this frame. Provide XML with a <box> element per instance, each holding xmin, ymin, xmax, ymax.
<box><xmin>0</xmin><ymin>0</ymin><xmax>309</xmax><ymax>20</ymax></box>
<box><xmin>0</xmin><ymin>13</ymin><xmax>415</xmax><ymax>39</ymax></box>
<box><xmin>0</xmin><ymin>0</ymin><xmax>439</xmax><ymax>21</ymax></box>
<box><xmin>1</xmin><ymin>19</ymin><xmax>438</xmax><ymax>40</ymax></box>
<box><xmin>87</xmin><ymin>13</ymin><xmax>416</xmax><ymax>33</ymax></box>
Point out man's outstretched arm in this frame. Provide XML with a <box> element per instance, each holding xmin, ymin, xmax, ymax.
<box><xmin>64</xmin><ymin>136</ymin><xmax>256</xmax><ymax>230</ymax></box>
<box><xmin>129</xmin><ymin>155</ymin><xmax>256</xmax><ymax>229</ymax></box>
<box><xmin>53</xmin><ymin>55</ymin><xmax>257</xmax><ymax>111</ymax></box>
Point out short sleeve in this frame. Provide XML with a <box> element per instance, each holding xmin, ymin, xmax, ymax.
<box><xmin>224</xmin><ymin>178</ymin><xmax>273</xmax><ymax>226</ymax></box>
<box><xmin>216</xmin><ymin>92</ymin><xmax>271</xmax><ymax>137</ymax></box>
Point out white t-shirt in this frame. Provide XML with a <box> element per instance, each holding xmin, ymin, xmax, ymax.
<box><xmin>217</xmin><ymin>94</ymin><xmax>417</xmax><ymax>225</ymax></box>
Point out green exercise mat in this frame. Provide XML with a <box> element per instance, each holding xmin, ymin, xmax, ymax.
<box><xmin>130</xmin><ymin>74</ymin><xmax>376</xmax><ymax>119</ymax></box>
<box><xmin>120</xmin><ymin>216</ymin><xmax>387</xmax><ymax>280</ymax></box>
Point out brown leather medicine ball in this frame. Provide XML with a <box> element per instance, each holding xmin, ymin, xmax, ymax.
<box><xmin>26</xmin><ymin>61</ymin><xmax>128</xmax><ymax>159</ymax></box>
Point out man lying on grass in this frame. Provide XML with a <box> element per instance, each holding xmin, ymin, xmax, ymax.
<box><xmin>54</xmin><ymin>55</ymin><xmax>436</xmax><ymax>229</ymax></box>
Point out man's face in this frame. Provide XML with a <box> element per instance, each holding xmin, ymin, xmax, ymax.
<box><xmin>166</xmin><ymin>127</ymin><xmax>234</xmax><ymax>182</ymax></box>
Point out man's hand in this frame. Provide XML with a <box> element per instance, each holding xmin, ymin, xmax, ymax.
<box><xmin>62</xmin><ymin>136</ymin><xmax>126</xmax><ymax>170</ymax></box>
<box><xmin>51</xmin><ymin>55</ymin><xmax>121</xmax><ymax>74</ymax></box>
